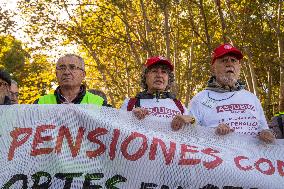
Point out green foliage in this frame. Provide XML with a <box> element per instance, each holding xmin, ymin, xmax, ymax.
<box><xmin>0</xmin><ymin>35</ymin><xmax>27</xmax><ymax>76</ymax></box>
<box><xmin>0</xmin><ymin>35</ymin><xmax>55</xmax><ymax>104</ymax></box>
<box><xmin>19</xmin><ymin>54</ymin><xmax>56</xmax><ymax>104</ymax></box>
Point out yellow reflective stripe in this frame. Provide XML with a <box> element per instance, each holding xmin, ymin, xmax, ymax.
<box><xmin>38</xmin><ymin>92</ymin><xmax>103</xmax><ymax>105</ymax></box>
<box><xmin>81</xmin><ymin>92</ymin><xmax>104</xmax><ymax>105</ymax></box>
<box><xmin>38</xmin><ymin>94</ymin><xmax>57</xmax><ymax>104</ymax></box>
<box><xmin>275</xmin><ymin>112</ymin><xmax>284</xmax><ymax>116</ymax></box>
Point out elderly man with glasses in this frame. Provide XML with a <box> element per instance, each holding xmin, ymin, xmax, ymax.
<box><xmin>185</xmin><ymin>44</ymin><xmax>275</xmax><ymax>143</ymax></box>
<box><xmin>0</xmin><ymin>70</ymin><xmax>12</xmax><ymax>105</ymax></box>
<box><xmin>35</xmin><ymin>54</ymin><xmax>104</xmax><ymax>105</ymax></box>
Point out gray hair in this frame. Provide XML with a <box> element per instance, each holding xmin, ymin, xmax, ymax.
<box><xmin>11</xmin><ymin>79</ymin><xmax>18</xmax><ymax>86</ymax></box>
<box><xmin>141</xmin><ymin>64</ymin><xmax>175</xmax><ymax>91</ymax></box>
<box><xmin>57</xmin><ymin>54</ymin><xmax>85</xmax><ymax>70</ymax></box>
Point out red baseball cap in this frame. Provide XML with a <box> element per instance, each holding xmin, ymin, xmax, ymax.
<box><xmin>145</xmin><ymin>56</ymin><xmax>174</xmax><ymax>71</ymax></box>
<box><xmin>211</xmin><ymin>44</ymin><xmax>243</xmax><ymax>64</ymax></box>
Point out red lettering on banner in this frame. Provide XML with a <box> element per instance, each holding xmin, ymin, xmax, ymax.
<box><xmin>109</xmin><ymin>129</ymin><xmax>120</xmax><ymax>160</ymax></box>
<box><xmin>55</xmin><ymin>126</ymin><xmax>85</xmax><ymax>157</ymax></box>
<box><xmin>121</xmin><ymin>132</ymin><xmax>148</xmax><ymax>161</ymax></box>
<box><xmin>8</xmin><ymin>128</ymin><xmax>33</xmax><ymax>161</ymax></box>
<box><xmin>149</xmin><ymin>138</ymin><xmax>176</xmax><ymax>165</ymax></box>
<box><xmin>86</xmin><ymin>128</ymin><xmax>108</xmax><ymax>158</ymax></box>
<box><xmin>217</xmin><ymin>104</ymin><xmax>255</xmax><ymax>113</ymax></box>
<box><xmin>145</xmin><ymin>107</ymin><xmax>180</xmax><ymax>118</ymax></box>
<box><xmin>254</xmin><ymin>158</ymin><xmax>275</xmax><ymax>175</ymax></box>
<box><xmin>201</xmin><ymin>148</ymin><xmax>223</xmax><ymax>169</ymax></box>
<box><xmin>277</xmin><ymin>160</ymin><xmax>284</xmax><ymax>176</ymax></box>
<box><xmin>31</xmin><ymin>125</ymin><xmax>55</xmax><ymax>156</ymax></box>
<box><xmin>178</xmin><ymin>144</ymin><xmax>201</xmax><ymax>165</ymax></box>
<box><xmin>217</xmin><ymin>106</ymin><xmax>225</xmax><ymax>113</ymax></box>
<box><xmin>234</xmin><ymin>156</ymin><xmax>253</xmax><ymax>171</ymax></box>
<box><xmin>8</xmin><ymin>123</ymin><xmax>284</xmax><ymax>178</ymax></box>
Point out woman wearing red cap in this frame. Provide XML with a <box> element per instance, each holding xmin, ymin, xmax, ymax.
<box><xmin>120</xmin><ymin>56</ymin><xmax>195</xmax><ymax>129</ymax></box>
<box><xmin>187</xmin><ymin>44</ymin><xmax>275</xmax><ymax>143</ymax></box>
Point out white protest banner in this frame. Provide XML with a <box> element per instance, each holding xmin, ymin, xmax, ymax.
<box><xmin>0</xmin><ymin>105</ymin><xmax>284</xmax><ymax>189</ymax></box>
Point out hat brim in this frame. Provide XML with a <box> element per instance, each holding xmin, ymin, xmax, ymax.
<box><xmin>147</xmin><ymin>60</ymin><xmax>174</xmax><ymax>71</ymax></box>
<box><xmin>159</xmin><ymin>60</ymin><xmax>174</xmax><ymax>71</ymax></box>
<box><xmin>212</xmin><ymin>50</ymin><xmax>243</xmax><ymax>64</ymax></box>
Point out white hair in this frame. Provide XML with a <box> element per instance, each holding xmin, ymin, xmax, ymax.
<box><xmin>11</xmin><ymin>79</ymin><xmax>18</xmax><ymax>86</ymax></box>
<box><xmin>57</xmin><ymin>54</ymin><xmax>85</xmax><ymax>70</ymax></box>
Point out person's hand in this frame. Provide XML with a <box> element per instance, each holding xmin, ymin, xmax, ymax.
<box><xmin>215</xmin><ymin>123</ymin><xmax>234</xmax><ymax>135</ymax></box>
<box><xmin>132</xmin><ymin>107</ymin><xmax>149</xmax><ymax>120</ymax></box>
<box><xmin>259</xmin><ymin>129</ymin><xmax>275</xmax><ymax>143</ymax></box>
<box><xmin>171</xmin><ymin>115</ymin><xmax>195</xmax><ymax>131</ymax></box>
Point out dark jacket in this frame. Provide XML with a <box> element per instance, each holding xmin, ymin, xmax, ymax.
<box><xmin>269</xmin><ymin>115</ymin><xmax>284</xmax><ymax>139</ymax></box>
<box><xmin>0</xmin><ymin>96</ymin><xmax>11</xmax><ymax>105</ymax></box>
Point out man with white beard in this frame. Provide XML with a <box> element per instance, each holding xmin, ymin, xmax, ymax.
<box><xmin>188</xmin><ymin>44</ymin><xmax>275</xmax><ymax>143</ymax></box>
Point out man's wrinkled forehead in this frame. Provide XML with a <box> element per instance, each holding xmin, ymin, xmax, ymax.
<box><xmin>217</xmin><ymin>53</ymin><xmax>239</xmax><ymax>60</ymax></box>
<box><xmin>57</xmin><ymin>56</ymin><xmax>81</xmax><ymax>66</ymax></box>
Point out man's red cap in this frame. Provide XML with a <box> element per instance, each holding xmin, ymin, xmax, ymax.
<box><xmin>211</xmin><ymin>44</ymin><xmax>243</xmax><ymax>64</ymax></box>
<box><xmin>145</xmin><ymin>56</ymin><xmax>174</xmax><ymax>71</ymax></box>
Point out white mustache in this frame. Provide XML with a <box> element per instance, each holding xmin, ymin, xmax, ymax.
<box><xmin>225</xmin><ymin>67</ymin><xmax>235</xmax><ymax>73</ymax></box>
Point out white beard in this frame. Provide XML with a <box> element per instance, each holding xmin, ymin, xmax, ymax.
<box><xmin>218</xmin><ymin>76</ymin><xmax>238</xmax><ymax>87</ymax></box>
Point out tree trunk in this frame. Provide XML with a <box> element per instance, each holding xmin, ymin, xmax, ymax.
<box><xmin>243</xmin><ymin>47</ymin><xmax>259</xmax><ymax>97</ymax></box>
<box><xmin>264</xmin><ymin>66</ymin><xmax>273</xmax><ymax>119</ymax></box>
<box><xmin>279</xmin><ymin>46</ymin><xmax>284</xmax><ymax>111</ymax></box>
<box><xmin>260</xmin><ymin>1</ymin><xmax>283</xmax><ymax>111</ymax></box>
<box><xmin>122</xmin><ymin>14</ymin><xmax>143</xmax><ymax>96</ymax></box>
<box><xmin>214</xmin><ymin>0</ymin><xmax>227</xmax><ymax>43</ymax></box>
<box><xmin>173</xmin><ymin>5</ymin><xmax>181</xmax><ymax>98</ymax></box>
<box><xmin>198</xmin><ymin>0</ymin><xmax>212</xmax><ymax>55</ymax></box>
<box><xmin>164</xmin><ymin>4</ymin><xmax>171</xmax><ymax>59</ymax></box>
<box><xmin>89</xmin><ymin>51</ymin><xmax>115</xmax><ymax>106</ymax></box>
<box><xmin>277</xmin><ymin>1</ymin><xmax>284</xmax><ymax>111</ymax></box>
<box><xmin>140</xmin><ymin>0</ymin><xmax>153</xmax><ymax>57</ymax></box>
<box><xmin>242</xmin><ymin>61</ymin><xmax>254</xmax><ymax>93</ymax></box>
<box><xmin>185</xmin><ymin>41</ymin><xmax>194</xmax><ymax>107</ymax></box>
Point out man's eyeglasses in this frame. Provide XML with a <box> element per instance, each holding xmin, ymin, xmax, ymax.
<box><xmin>0</xmin><ymin>81</ymin><xmax>8</xmax><ymax>88</ymax></box>
<box><xmin>219</xmin><ymin>57</ymin><xmax>239</xmax><ymax>64</ymax></box>
<box><xmin>56</xmin><ymin>64</ymin><xmax>84</xmax><ymax>72</ymax></box>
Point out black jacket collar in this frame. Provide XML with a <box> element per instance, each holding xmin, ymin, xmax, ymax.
<box><xmin>54</xmin><ymin>85</ymin><xmax>86</xmax><ymax>104</ymax></box>
<box><xmin>136</xmin><ymin>90</ymin><xmax>176</xmax><ymax>99</ymax></box>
